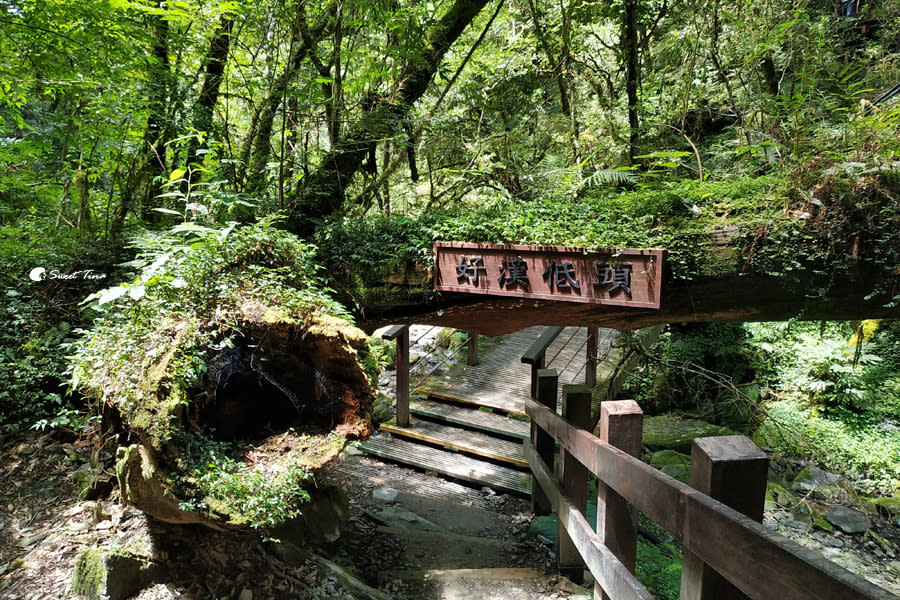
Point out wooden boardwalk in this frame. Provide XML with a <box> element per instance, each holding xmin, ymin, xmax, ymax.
<box><xmin>414</xmin><ymin>326</ymin><xmax>616</xmax><ymax>416</ymax></box>
<box><xmin>360</xmin><ymin>326</ymin><xmax>618</xmax><ymax>495</ymax></box>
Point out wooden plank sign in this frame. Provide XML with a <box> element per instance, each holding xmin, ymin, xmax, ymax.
<box><xmin>434</xmin><ymin>242</ymin><xmax>663</xmax><ymax>309</ymax></box>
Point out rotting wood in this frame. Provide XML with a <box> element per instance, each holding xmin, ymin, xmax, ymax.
<box><xmin>525</xmin><ymin>398</ymin><xmax>896</xmax><ymax>600</ymax></box>
<box><xmin>361</xmin><ymin>273</ymin><xmax>899</xmax><ymax>336</ymax></box>
<box><xmin>524</xmin><ymin>440</ymin><xmax>654</xmax><ymax>600</ymax></box>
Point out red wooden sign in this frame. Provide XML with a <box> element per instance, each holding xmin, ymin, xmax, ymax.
<box><xmin>434</xmin><ymin>242</ymin><xmax>663</xmax><ymax>309</ymax></box>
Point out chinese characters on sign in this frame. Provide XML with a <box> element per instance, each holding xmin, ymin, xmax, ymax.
<box><xmin>434</xmin><ymin>243</ymin><xmax>663</xmax><ymax>309</ymax></box>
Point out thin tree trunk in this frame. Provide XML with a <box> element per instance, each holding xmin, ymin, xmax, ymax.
<box><xmin>187</xmin><ymin>14</ymin><xmax>234</xmax><ymax>181</ymax></box>
<box><xmin>622</xmin><ymin>0</ymin><xmax>640</xmax><ymax>163</ymax></box>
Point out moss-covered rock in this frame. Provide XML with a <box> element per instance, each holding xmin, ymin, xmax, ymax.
<box><xmin>71</xmin><ymin>546</ymin><xmax>160</xmax><ymax>600</ymax></box>
<box><xmin>647</xmin><ymin>449</ymin><xmax>691</xmax><ymax>484</ymax></box>
<box><xmin>642</xmin><ymin>415</ymin><xmax>734</xmax><ymax>452</ymax></box>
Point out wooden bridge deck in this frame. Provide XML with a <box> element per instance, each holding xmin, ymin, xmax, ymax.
<box><xmin>360</xmin><ymin>326</ymin><xmax>619</xmax><ymax>495</ymax></box>
<box><xmin>413</xmin><ymin>326</ymin><xmax>616</xmax><ymax>416</ymax></box>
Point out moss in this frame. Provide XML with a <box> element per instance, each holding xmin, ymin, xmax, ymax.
<box><xmin>642</xmin><ymin>415</ymin><xmax>735</xmax><ymax>452</ymax></box>
<box><xmin>813</xmin><ymin>517</ymin><xmax>834</xmax><ymax>532</ymax></box>
<box><xmin>647</xmin><ymin>450</ymin><xmax>691</xmax><ymax>484</ymax></box>
<box><xmin>766</xmin><ymin>482</ymin><xmax>798</xmax><ymax>509</ymax></box>
<box><xmin>71</xmin><ymin>548</ymin><xmax>107</xmax><ymax>599</ymax></box>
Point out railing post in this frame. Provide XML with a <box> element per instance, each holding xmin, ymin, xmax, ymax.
<box><xmin>585</xmin><ymin>327</ymin><xmax>598</xmax><ymax>388</ymax></box>
<box><xmin>680</xmin><ymin>435</ymin><xmax>769</xmax><ymax>600</ymax></box>
<box><xmin>559</xmin><ymin>384</ymin><xmax>592</xmax><ymax>584</ymax></box>
<box><xmin>595</xmin><ymin>400</ymin><xmax>643</xmax><ymax>600</ymax></box>
<box><xmin>466</xmin><ymin>331</ymin><xmax>479</xmax><ymax>366</ymax></box>
<box><xmin>382</xmin><ymin>325</ymin><xmax>410</xmax><ymax>427</ymax></box>
<box><xmin>531</xmin><ymin>369</ymin><xmax>559</xmax><ymax>516</ymax></box>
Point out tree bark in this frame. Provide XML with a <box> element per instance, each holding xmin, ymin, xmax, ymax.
<box><xmin>622</xmin><ymin>0</ymin><xmax>640</xmax><ymax>163</ymax></box>
<box><xmin>187</xmin><ymin>15</ymin><xmax>234</xmax><ymax>180</ymax></box>
<box><xmin>286</xmin><ymin>0</ymin><xmax>492</xmax><ymax>236</ymax></box>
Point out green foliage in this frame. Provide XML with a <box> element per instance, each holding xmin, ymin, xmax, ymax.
<box><xmin>755</xmin><ymin>397</ymin><xmax>900</xmax><ymax>495</ymax></box>
<box><xmin>635</xmin><ymin>514</ymin><xmax>682</xmax><ymax>600</ymax></box>
<box><xmin>175</xmin><ymin>433</ymin><xmax>318</xmax><ymax>529</ymax></box>
<box><xmin>70</xmin><ymin>219</ymin><xmax>350</xmax><ymax>446</ymax></box>
<box><xmin>620</xmin><ymin>322</ymin><xmax>754</xmax><ymax>420</ymax></box>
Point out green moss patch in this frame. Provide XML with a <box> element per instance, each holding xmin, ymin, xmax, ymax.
<box><xmin>642</xmin><ymin>415</ymin><xmax>734</xmax><ymax>452</ymax></box>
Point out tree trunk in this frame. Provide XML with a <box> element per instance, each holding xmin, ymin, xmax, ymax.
<box><xmin>622</xmin><ymin>0</ymin><xmax>640</xmax><ymax>163</ymax></box>
<box><xmin>120</xmin><ymin>9</ymin><xmax>171</xmax><ymax>228</ymax></box>
<box><xmin>286</xmin><ymin>0</ymin><xmax>492</xmax><ymax>236</ymax></box>
<box><xmin>187</xmin><ymin>15</ymin><xmax>234</xmax><ymax>181</ymax></box>
<box><xmin>246</xmin><ymin>5</ymin><xmax>334</xmax><ymax>195</ymax></box>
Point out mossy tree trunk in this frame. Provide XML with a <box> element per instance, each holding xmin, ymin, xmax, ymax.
<box><xmin>285</xmin><ymin>0</ymin><xmax>491</xmax><ymax>236</ymax></box>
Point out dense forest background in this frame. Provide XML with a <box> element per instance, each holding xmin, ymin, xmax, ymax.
<box><xmin>1</xmin><ymin>0</ymin><xmax>900</xmax><ymax>507</ymax></box>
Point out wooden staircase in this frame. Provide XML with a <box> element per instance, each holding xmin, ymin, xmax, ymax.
<box><xmin>359</xmin><ymin>326</ymin><xmax>611</xmax><ymax>496</ymax></box>
<box><xmin>359</xmin><ymin>397</ymin><xmax>533</xmax><ymax>495</ymax></box>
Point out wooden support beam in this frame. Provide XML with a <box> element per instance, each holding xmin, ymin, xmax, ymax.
<box><xmin>596</xmin><ymin>400</ymin><xmax>643</xmax><ymax>600</ymax></box>
<box><xmin>585</xmin><ymin>327</ymin><xmax>598</xmax><ymax>388</ymax></box>
<box><xmin>559</xmin><ymin>384</ymin><xmax>592</xmax><ymax>583</ymax></box>
<box><xmin>680</xmin><ymin>436</ymin><xmax>769</xmax><ymax>600</ymax></box>
<box><xmin>382</xmin><ymin>325</ymin><xmax>410</xmax><ymax>427</ymax></box>
<box><xmin>531</xmin><ymin>369</ymin><xmax>559</xmax><ymax>516</ymax></box>
<box><xmin>466</xmin><ymin>331</ymin><xmax>479</xmax><ymax>366</ymax></box>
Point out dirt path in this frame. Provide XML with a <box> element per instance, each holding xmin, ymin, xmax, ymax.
<box><xmin>0</xmin><ymin>430</ymin><xmax>583</xmax><ymax>600</ymax></box>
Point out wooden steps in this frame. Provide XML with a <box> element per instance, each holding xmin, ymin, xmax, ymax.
<box><xmin>359</xmin><ymin>436</ymin><xmax>532</xmax><ymax>496</ymax></box>
<box><xmin>409</xmin><ymin>398</ymin><xmax>530</xmax><ymax>440</ymax></box>
<box><xmin>380</xmin><ymin>416</ymin><xmax>527</xmax><ymax>467</ymax></box>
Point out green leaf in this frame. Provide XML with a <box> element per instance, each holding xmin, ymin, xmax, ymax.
<box><xmin>169</xmin><ymin>168</ymin><xmax>187</xmax><ymax>181</ymax></box>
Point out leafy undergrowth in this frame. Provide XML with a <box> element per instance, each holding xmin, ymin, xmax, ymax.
<box><xmin>316</xmin><ymin>170</ymin><xmax>900</xmax><ymax>312</ymax></box>
<box><xmin>175</xmin><ymin>432</ymin><xmax>345</xmax><ymax>529</ymax></box>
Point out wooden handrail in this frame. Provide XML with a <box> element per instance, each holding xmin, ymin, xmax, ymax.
<box><xmin>525</xmin><ymin>397</ymin><xmax>895</xmax><ymax>600</ymax></box>
<box><xmin>521</xmin><ymin>326</ymin><xmax>564</xmax><ymax>365</ymax></box>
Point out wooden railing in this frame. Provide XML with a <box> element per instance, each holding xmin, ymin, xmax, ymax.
<box><xmin>381</xmin><ymin>324</ymin><xmax>479</xmax><ymax>427</ymax></box>
<box><xmin>525</xmin><ymin>366</ymin><xmax>896</xmax><ymax>600</ymax></box>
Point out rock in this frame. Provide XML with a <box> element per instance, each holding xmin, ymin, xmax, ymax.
<box><xmin>372</xmin><ymin>485</ymin><xmax>400</xmax><ymax>503</ymax></box>
<box><xmin>558</xmin><ymin>576</ymin><xmax>591</xmax><ymax>595</ymax></box>
<box><xmin>372</xmin><ymin>392</ymin><xmax>394</xmax><ymax>424</ymax></box>
<box><xmin>238</xmin><ymin>589</ymin><xmax>252</xmax><ymax>600</ymax></box>
<box><xmin>648</xmin><ymin>450</ymin><xmax>691</xmax><ymax>483</ymax></box>
<box><xmin>825</xmin><ymin>506</ymin><xmax>870</xmax><ymax>534</ymax></box>
<box><xmin>825</xmin><ymin>536</ymin><xmax>844</xmax><ymax>548</ymax></box>
<box><xmin>791</xmin><ymin>466</ymin><xmax>855</xmax><ymax>503</ymax></box>
<box><xmin>71</xmin><ymin>547</ymin><xmax>161</xmax><ymax>600</ymax></box>
<box><xmin>642</xmin><ymin>415</ymin><xmax>734</xmax><ymax>452</ymax></box>
<box><xmin>872</xmin><ymin>497</ymin><xmax>900</xmax><ymax>521</ymax></box>
<box><xmin>344</xmin><ymin>444</ymin><xmax>364</xmax><ymax>457</ymax></box>
<box><xmin>766</xmin><ymin>482</ymin><xmax>798</xmax><ymax>509</ymax></box>
<box><xmin>273</xmin><ymin>485</ymin><xmax>350</xmax><ymax>545</ymax></box>
<box><xmin>372</xmin><ymin>505</ymin><xmax>442</xmax><ymax>532</ymax></box>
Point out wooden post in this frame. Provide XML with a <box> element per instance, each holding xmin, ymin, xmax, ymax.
<box><xmin>585</xmin><ymin>327</ymin><xmax>598</xmax><ymax>388</ymax></box>
<box><xmin>595</xmin><ymin>400</ymin><xmax>643</xmax><ymax>600</ymax></box>
<box><xmin>531</xmin><ymin>369</ymin><xmax>559</xmax><ymax>516</ymax></box>
<box><xmin>680</xmin><ymin>435</ymin><xmax>769</xmax><ymax>600</ymax></box>
<box><xmin>559</xmin><ymin>384</ymin><xmax>592</xmax><ymax>584</ymax></box>
<box><xmin>466</xmin><ymin>332</ymin><xmax>479</xmax><ymax>366</ymax></box>
<box><xmin>382</xmin><ymin>325</ymin><xmax>410</xmax><ymax>427</ymax></box>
